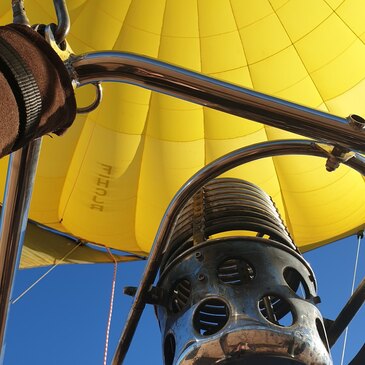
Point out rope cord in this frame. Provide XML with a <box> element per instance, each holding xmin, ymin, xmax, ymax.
<box><xmin>103</xmin><ymin>247</ymin><xmax>118</xmax><ymax>365</ymax></box>
<box><xmin>11</xmin><ymin>241</ymin><xmax>83</xmax><ymax>304</ymax></box>
<box><xmin>340</xmin><ymin>232</ymin><xmax>363</xmax><ymax>365</ymax></box>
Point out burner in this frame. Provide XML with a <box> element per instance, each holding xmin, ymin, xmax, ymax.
<box><xmin>155</xmin><ymin>178</ymin><xmax>332</xmax><ymax>365</ymax></box>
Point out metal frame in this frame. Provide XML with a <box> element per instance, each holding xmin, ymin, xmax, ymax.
<box><xmin>70</xmin><ymin>51</ymin><xmax>365</xmax><ymax>154</ymax></box>
<box><xmin>67</xmin><ymin>54</ymin><xmax>365</xmax><ymax>363</ymax></box>
<box><xmin>2</xmin><ymin>2</ymin><xmax>365</xmax><ymax>360</ymax></box>
<box><xmin>108</xmin><ymin>140</ymin><xmax>365</xmax><ymax>364</ymax></box>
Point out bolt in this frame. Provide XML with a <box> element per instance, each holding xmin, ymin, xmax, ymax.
<box><xmin>195</xmin><ymin>252</ymin><xmax>203</xmax><ymax>261</ymax></box>
<box><xmin>198</xmin><ymin>273</ymin><xmax>205</xmax><ymax>281</ymax></box>
<box><xmin>123</xmin><ymin>286</ymin><xmax>137</xmax><ymax>297</ymax></box>
<box><xmin>325</xmin><ymin>155</ymin><xmax>340</xmax><ymax>172</ymax></box>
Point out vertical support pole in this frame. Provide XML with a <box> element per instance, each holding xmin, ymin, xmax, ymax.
<box><xmin>0</xmin><ymin>138</ymin><xmax>42</xmax><ymax>352</ymax></box>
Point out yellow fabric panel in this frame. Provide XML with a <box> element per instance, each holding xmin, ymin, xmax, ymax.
<box><xmin>310</xmin><ymin>40</ymin><xmax>365</xmax><ymax>101</ymax></box>
<box><xmin>0</xmin><ymin>156</ymin><xmax>9</xmax><ymax>202</ymax></box>
<box><xmin>203</xmin><ymin>109</ymin><xmax>260</xmax><ymax>140</ymax></box>
<box><xmin>337</xmin><ymin>0</ymin><xmax>365</xmax><ymax>38</ymax></box>
<box><xmin>162</xmin><ymin>0</ymin><xmax>199</xmax><ymax>38</ymax></box>
<box><xmin>159</xmin><ymin>36</ymin><xmax>201</xmax><ymax>70</ymax></box>
<box><xmin>66</xmin><ymin>0</ymin><xmax>87</xmax><ymax>11</ymax></box>
<box><xmin>205</xmin><ymin>128</ymin><xmax>267</xmax><ymax>163</ymax></box>
<box><xmin>29</xmin><ymin>118</ymin><xmax>86</xmax><ymax>224</ymax></box>
<box><xmin>146</xmin><ymin>94</ymin><xmax>204</xmax><ymax>142</ymax></box>
<box><xmin>70</xmin><ymin>2</ymin><xmax>123</xmax><ymax>51</ymax></box>
<box><xmin>59</xmin><ymin>122</ymin><xmax>143</xmax><ymax>252</ymax></box>
<box><xmin>326</xmin><ymin>78</ymin><xmax>365</xmax><ymax>116</ymax></box>
<box><xmin>239</xmin><ymin>13</ymin><xmax>292</xmax><ymax>65</ymax></box>
<box><xmin>113</xmin><ymin>24</ymin><xmax>162</xmax><ymax>56</ymax></box>
<box><xmin>24</xmin><ymin>2</ymin><xmax>55</xmax><ymax>24</ymax></box>
<box><xmin>275</xmin><ymin>76</ymin><xmax>324</xmax><ymax>108</ymax></box>
<box><xmin>249</xmin><ymin>46</ymin><xmax>309</xmax><ymax>95</ymax></box>
<box><xmin>200</xmin><ymin>32</ymin><xmax>247</xmax><ymax>74</ymax></box>
<box><xmin>295</xmin><ymin>13</ymin><xmax>355</xmax><ymax>73</ymax></box>
<box><xmin>2</xmin><ymin>0</ymin><xmax>365</xmax><ymax>268</ymax></box>
<box><xmin>94</xmin><ymin>83</ymin><xmax>150</xmax><ymax>135</ymax></box>
<box><xmin>274</xmin><ymin>157</ymin><xmax>365</xmax><ymax>248</ymax></box>
<box><xmin>135</xmin><ymin>136</ymin><xmax>205</xmax><ymax>251</ymax></box>
<box><xmin>209</xmin><ymin>67</ymin><xmax>252</xmax><ymax>88</ymax></box>
<box><xmin>159</xmin><ymin>3</ymin><xmax>201</xmax><ymax>70</ymax></box>
<box><xmin>268</xmin><ymin>0</ymin><xmax>292</xmax><ymax>10</ymax></box>
<box><xmin>325</xmin><ymin>0</ymin><xmax>344</xmax><ymax>9</ymax></box>
<box><xmin>124</xmin><ymin>0</ymin><xmax>166</xmax><ymax>35</ymax></box>
<box><xmin>197</xmin><ymin>0</ymin><xmax>239</xmax><ymax>37</ymax></box>
<box><xmin>230</xmin><ymin>0</ymin><xmax>273</xmax><ymax>28</ymax></box>
<box><xmin>275</xmin><ymin>0</ymin><xmax>332</xmax><ymax>42</ymax></box>
<box><xmin>19</xmin><ymin>221</ymin><xmax>140</xmax><ymax>269</ymax></box>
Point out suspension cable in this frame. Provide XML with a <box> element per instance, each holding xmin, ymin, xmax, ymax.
<box><xmin>11</xmin><ymin>240</ymin><xmax>83</xmax><ymax>304</ymax></box>
<box><xmin>103</xmin><ymin>247</ymin><xmax>118</xmax><ymax>365</ymax></box>
<box><xmin>340</xmin><ymin>231</ymin><xmax>363</xmax><ymax>365</ymax></box>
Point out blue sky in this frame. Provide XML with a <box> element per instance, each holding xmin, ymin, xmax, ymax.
<box><xmin>3</xmin><ymin>235</ymin><xmax>365</xmax><ymax>365</ymax></box>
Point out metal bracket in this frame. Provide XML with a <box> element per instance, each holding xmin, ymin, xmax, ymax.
<box><xmin>315</xmin><ymin>143</ymin><xmax>355</xmax><ymax>172</ymax></box>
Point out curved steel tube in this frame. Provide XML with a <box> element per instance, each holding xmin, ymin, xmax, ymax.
<box><xmin>111</xmin><ymin>139</ymin><xmax>365</xmax><ymax>364</ymax></box>
<box><xmin>53</xmin><ymin>0</ymin><xmax>70</xmax><ymax>44</ymax></box>
<box><xmin>70</xmin><ymin>52</ymin><xmax>365</xmax><ymax>154</ymax></box>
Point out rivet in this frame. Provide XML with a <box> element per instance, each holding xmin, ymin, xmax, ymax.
<box><xmin>198</xmin><ymin>273</ymin><xmax>205</xmax><ymax>281</ymax></box>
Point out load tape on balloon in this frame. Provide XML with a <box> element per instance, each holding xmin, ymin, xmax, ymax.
<box><xmin>0</xmin><ymin>24</ymin><xmax>76</xmax><ymax>156</ymax></box>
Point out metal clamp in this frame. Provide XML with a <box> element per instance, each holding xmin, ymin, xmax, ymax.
<box><xmin>315</xmin><ymin>143</ymin><xmax>355</xmax><ymax>172</ymax></box>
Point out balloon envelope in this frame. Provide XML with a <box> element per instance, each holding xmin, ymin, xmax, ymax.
<box><xmin>1</xmin><ymin>0</ymin><xmax>365</xmax><ymax>267</ymax></box>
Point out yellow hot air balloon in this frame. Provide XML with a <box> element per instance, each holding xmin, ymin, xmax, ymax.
<box><xmin>1</xmin><ymin>0</ymin><xmax>365</xmax><ymax>268</ymax></box>
<box><xmin>1</xmin><ymin>1</ymin><xmax>365</xmax><ymax>364</ymax></box>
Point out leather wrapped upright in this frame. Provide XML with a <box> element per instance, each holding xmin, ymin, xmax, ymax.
<box><xmin>0</xmin><ymin>24</ymin><xmax>76</xmax><ymax>157</ymax></box>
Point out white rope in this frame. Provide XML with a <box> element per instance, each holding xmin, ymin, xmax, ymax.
<box><xmin>340</xmin><ymin>232</ymin><xmax>362</xmax><ymax>365</ymax></box>
<box><xmin>103</xmin><ymin>247</ymin><xmax>118</xmax><ymax>365</ymax></box>
<box><xmin>11</xmin><ymin>241</ymin><xmax>83</xmax><ymax>304</ymax></box>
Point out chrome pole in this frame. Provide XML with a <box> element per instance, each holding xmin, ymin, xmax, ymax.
<box><xmin>0</xmin><ymin>138</ymin><xmax>42</xmax><ymax>352</ymax></box>
<box><xmin>111</xmin><ymin>140</ymin><xmax>365</xmax><ymax>364</ymax></box>
<box><xmin>70</xmin><ymin>52</ymin><xmax>365</xmax><ymax>154</ymax></box>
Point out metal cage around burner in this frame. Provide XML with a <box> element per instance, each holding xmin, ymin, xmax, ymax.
<box><xmin>156</xmin><ymin>178</ymin><xmax>331</xmax><ymax>365</ymax></box>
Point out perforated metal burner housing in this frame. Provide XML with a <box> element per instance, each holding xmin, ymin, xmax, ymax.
<box><xmin>155</xmin><ymin>178</ymin><xmax>332</xmax><ymax>365</ymax></box>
